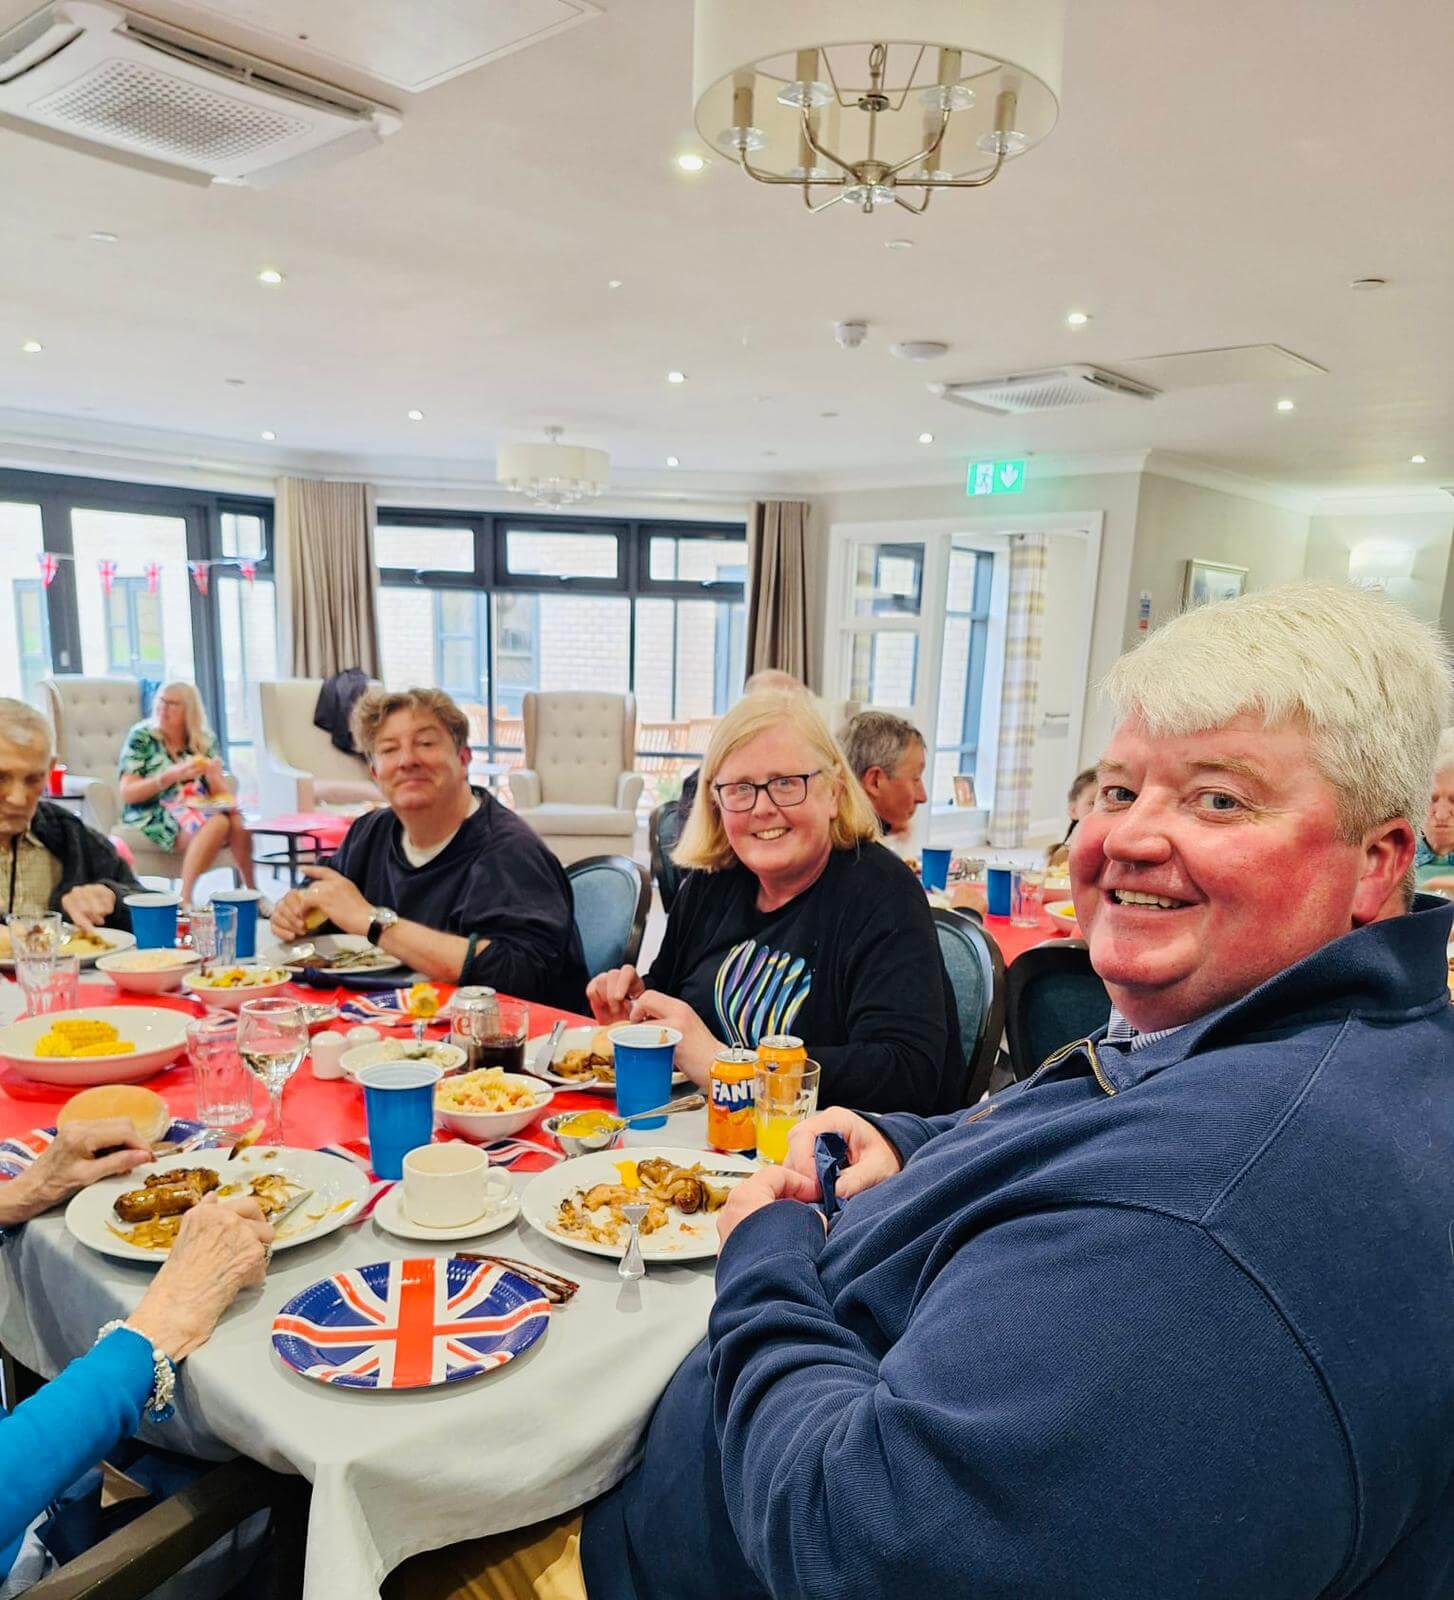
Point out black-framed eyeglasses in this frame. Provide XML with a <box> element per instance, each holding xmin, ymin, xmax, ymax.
<box><xmin>712</xmin><ymin>771</ymin><xmax>821</xmax><ymax>812</ymax></box>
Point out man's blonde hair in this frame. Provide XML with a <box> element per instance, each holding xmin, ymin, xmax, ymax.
<box><xmin>674</xmin><ymin>691</ymin><xmax>880</xmax><ymax>871</ymax></box>
<box><xmin>350</xmin><ymin>688</ymin><xmax>471</xmax><ymax>760</ymax></box>
<box><xmin>1103</xmin><ymin>580</ymin><xmax>1451</xmax><ymax>842</ymax></box>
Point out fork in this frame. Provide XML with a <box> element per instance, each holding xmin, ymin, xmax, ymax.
<box><xmin>618</xmin><ymin>1201</ymin><xmax>649</xmax><ymax>1281</ymax></box>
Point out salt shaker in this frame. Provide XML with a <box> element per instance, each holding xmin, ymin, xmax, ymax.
<box><xmin>310</xmin><ymin>1031</ymin><xmax>348</xmax><ymax>1081</ymax></box>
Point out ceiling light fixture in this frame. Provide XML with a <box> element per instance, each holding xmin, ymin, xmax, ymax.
<box><xmin>1276</xmin><ymin>398</ymin><xmax>1296</xmax><ymax>412</ymax></box>
<box><xmin>260</xmin><ymin>430</ymin><xmax>277</xmax><ymax>441</ymax></box>
<box><xmin>693</xmin><ymin>0</ymin><xmax>1063</xmax><ymax>216</ymax></box>
<box><xmin>667</xmin><ymin>370</ymin><xmax>687</xmax><ymax>384</ymax></box>
<box><xmin>1349</xmin><ymin>277</ymin><xmax>1387</xmax><ymax>291</ymax></box>
<box><xmin>497</xmin><ymin>426</ymin><xmax>609</xmax><ymax>509</ymax></box>
<box><xmin>1066</xmin><ymin>309</ymin><xmax>1091</xmax><ymax>326</ymax></box>
<box><xmin>20</xmin><ymin>339</ymin><xmax>42</xmax><ymax>354</ymax></box>
<box><xmin>608</xmin><ymin>278</ymin><xmax>624</xmax><ymax>289</ymax></box>
<box><xmin>918</xmin><ymin>432</ymin><xmax>934</xmax><ymax>444</ymax></box>
<box><xmin>1411</xmin><ymin>454</ymin><xmax>1427</xmax><ymax>464</ymax></box>
<box><xmin>257</xmin><ymin>267</ymin><xmax>285</xmax><ymax>285</ymax></box>
<box><xmin>666</xmin><ymin>455</ymin><xmax>680</xmax><ymax>467</ymax></box>
<box><xmin>89</xmin><ymin>230</ymin><xmax>118</xmax><ymax>243</ymax></box>
<box><xmin>406</xmin><ymin>409</ymin><xmax>424</xmax><ymax>421</ymax></box>
<box><xmin>675</xmin><ymin>152</ymin><xmax>707</xmax><ymax>173</ymax></box>
<box><xmin>885</xmin><ymin>238</ymin><xmax>914</xmax><ymax>251</ymax></box>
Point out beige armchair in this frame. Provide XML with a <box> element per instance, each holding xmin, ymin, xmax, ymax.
<box><xmin>508</xmin><ymin>692</ymin><xmax>643</xmax><ymax>865</ymax></box>
<box><xmin>254</xmin><ymin>679</ymin><xmax>382</xmax><ymax>818</ymax></box>
<box><xmin>40</xmin><ymin>677</ymin><xmax>237</xmax><ymax>883</ymax></box>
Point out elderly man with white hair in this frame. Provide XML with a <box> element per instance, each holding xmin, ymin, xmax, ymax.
<box><xmin>0</xmin><ymin>698</ymin><xmax>141</xmax><ymax>932</ymax></box>
<box><xmin>380</xmin><ymin>582</ymin><xmax>1454</xmax><ymax>1600</ymax></box>
<box><xmin>1415</xmin><ymin>727</ymin><xmax>1454</xmax><ymax>890</ymax></box>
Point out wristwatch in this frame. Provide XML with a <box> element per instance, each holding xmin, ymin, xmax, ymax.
<box><xmin>367</xmin><ymin>906</ymin><xmax>399</xmax><ymax>946</ymax></box>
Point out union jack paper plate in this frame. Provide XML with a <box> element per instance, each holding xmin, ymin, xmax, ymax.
<box><xmin>271</xmin><ymin>1257</ymin><xmax>550</xmax><ymax>1391</ymax></box>
<box><xmin>0</xmin><ymin>1120</ymin><xmax>203</xmax><ymax>1181</ymax></box>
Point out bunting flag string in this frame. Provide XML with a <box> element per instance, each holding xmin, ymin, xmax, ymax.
<box><xmin>97</xmin><ymin>558</ymin><xmax>117</xmax><ymax>596</ymax></box>
<box><xmin>144</xmin><ymin>560</ymin><xmax>162</xmax><ymax>595</ymax></box>
<box><xmin>37</xmin><ymin>552</ymin><xmax>58</xmax><ymax>588</ymax></box>
<box><xmin>30</xmin><ymin>551</ymin><xmax>258</xmax><ymax>588</ymax></box>
<box><xmin>239</xmin><ymin>560</ymin><xmax>256</xmax><ymax>586</ymax></box>
<box><xmin>188</xmin><ymin>560</ymin><xmax>210</xmax><ymax>597</ymax></box>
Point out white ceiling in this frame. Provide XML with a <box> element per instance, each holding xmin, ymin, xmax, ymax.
<box><xmin>3</xmin><ymin>0</ymin><xmax>1454</xmax><ymax>502</ymax></box>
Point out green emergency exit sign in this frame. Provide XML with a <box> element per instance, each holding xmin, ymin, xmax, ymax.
<box><xmin>966</xmin><ymin>459</ymin><xmax>1027</xmax><ymax>496</ymax></box>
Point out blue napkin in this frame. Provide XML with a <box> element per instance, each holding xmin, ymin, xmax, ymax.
<box><xmin>814</xmin><ymin>1131</ymin><xmax>851</xmax><ymax>1226</ymax></box>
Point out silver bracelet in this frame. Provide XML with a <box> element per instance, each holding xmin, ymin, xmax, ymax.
<box><xmin>95</xmin><ymin>1319</ymin><xmax>177</xmax><ymax>1422</ymax></box>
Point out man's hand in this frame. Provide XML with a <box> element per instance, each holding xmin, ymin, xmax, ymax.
<box><xmin>3</xmin><ymin>1119</ymin><xmax>153</xmax><ymax>1222</ymax></box>
<box><xmin>717</xmin><ymin>1164</ymin><xmax>821</xmax><ymax>1249</ymax></box>
<box><xmin>628</xmin><ymin>990</ymin><xmax>720</xmax><ymax>1085</ymax></box>
<box><xmin>586</xmin><ymin>965</ymin><xmax>644</xmax><ymax>1025</ymax></box>
<box><xmin>783</xmin><ymin>1108</ymin><xmax>901</xmax><ymax>1201</ymax></box>
<box><xmin>294</xmin><ymin>866</ymin><xmax>371</xmax><ymax>939</ymax></box>
<box><xmin>60</xmin><ymin>883</ymin><xmax>116</xmax><ymax>934</ymax></box>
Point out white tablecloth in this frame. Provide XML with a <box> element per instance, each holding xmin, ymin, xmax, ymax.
<box><xmin>0</xmin><ymin>1115</ymin><xmax>720</xmax><ymax>1600</ymax></box>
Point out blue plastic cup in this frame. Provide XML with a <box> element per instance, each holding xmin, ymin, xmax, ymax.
<box><xmin>986</xmin><ymin>863</ymin><xmax>1013</xmax><ymax>918</ymax></box>
<box><xmin>921</xmin><ymin>848</ymin><xmax>952</xmax><ymax>892</ymax></box>
<box><xmin>609</xmin><ymin>1024</ymin><xmax>681</xmax><ymax>1129</ymax></box>
<box><xmin>211</xmin><ymin>889</ymin><xmax>262</xmax><ymax>958</ymax></box>
<box><xmin>357</xmin><ymin>1061</ymin><xmax>443</xmax><ymax>1180</ymax></box>
<box><xmin>124</xmin><ymin>891</ymin><xmax>179</xmax><ymax>950</ymax></box>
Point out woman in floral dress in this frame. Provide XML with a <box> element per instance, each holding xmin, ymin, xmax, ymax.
<box><xmin>118</xmin><ymin>682</ymin><xmax>258</xmax><ymax>906</ymax></box>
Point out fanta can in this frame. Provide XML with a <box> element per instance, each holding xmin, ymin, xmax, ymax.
<box><xmin>757</xmin><ymin>1034</ymin><xmax>807</xmax><ymax>1073</ymax></box>
<box><xmin>708</xmin><ymin>1047</ymin><xmax>758</xmax><ymax>1153</ymax></box>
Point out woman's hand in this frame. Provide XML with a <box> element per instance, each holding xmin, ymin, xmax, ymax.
<box><xmin>0</xmin><ymin>1120</ymin><xmax>153</xmax><ymax>1224</ymax></box>
<box><xmin>717</xmin><ymin>1164</ymin><xmax>821</xmax><ymax>1249</ymax></box>
<box><xmin>126</xmin><ymin>1197</ymin><xmax>273</xmax><ymax>1362</ymax></box>
<box><xmin>586</xmin><ymin>965</ymin><xmax>644</xmax><ymax>1025</ymax></box>
<box><xmin>782</xmin><ymin>1108</ymin><xmax>902</xmax><ymax>1200</ymax></box>
<box><xmin>628</xmin><ymin>990</ymin><xmax>720</xmax><ymax>1085</ymax></box>
<box><xmin>166</xmin><ymin>756</ymin><xmax>204</xmax><ymax>789</ymax></box>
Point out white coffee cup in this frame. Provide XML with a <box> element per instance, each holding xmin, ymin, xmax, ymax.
<box><xmin>401</xmin><ymin>1142</ymin><xmax>511</xmax><ymax>1229</ymax></box>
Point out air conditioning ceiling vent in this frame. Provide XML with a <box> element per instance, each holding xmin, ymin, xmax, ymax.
<box><xmin>933</xmin><ymin>364</ymin><xmax>1159</xmax><ymax>416</ymax></box>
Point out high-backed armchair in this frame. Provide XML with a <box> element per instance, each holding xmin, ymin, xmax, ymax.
<box><xmin>40</xmin><ymin>676</ymin><xmax>237</xmax><ymax>882</ymax></box>
<box><xmin>254</xmin><ymin>679</ymin><xmax>381</xmax><ymax>818</ymax></box>
<box><xmin>508</xmin><ymin>691</ymin><xmax>643</xmax><ymax>865</ymax></box>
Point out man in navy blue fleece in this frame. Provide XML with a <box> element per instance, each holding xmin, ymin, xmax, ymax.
<box><xmin>387</xmin><ymin>581</ymin><xmax>1454</xmax><ymax>1600</ymax></box>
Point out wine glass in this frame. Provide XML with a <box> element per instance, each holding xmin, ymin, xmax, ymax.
<box><xmin>237</xmin><ymin>997</ymin><xmax>307</xmax><ymax>1146</ymax></box>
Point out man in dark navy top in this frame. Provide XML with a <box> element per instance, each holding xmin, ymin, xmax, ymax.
<box><xmin>269</xmin><ymin>688</ymin><xmax>586</xmax><ymax>1010</ymax></box>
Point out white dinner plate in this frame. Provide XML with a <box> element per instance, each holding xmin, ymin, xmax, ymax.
<box><xmin>526</xmin><ymin>1025</ymin><xmax>687</xmax><ymax>1091</ymax></box>
<box><xmin>0</xmin><ymin>926</ymin><xmax>135</xmax><ymax>971</ymax></box>
<box><xmin>371</xmin><ymin>1183</ymin><xmax>521</xmax><ymax>1243</ymax></box>
<box><xmin>66</xmin><ymin>1146</ymin><xmax>371</xmax><ymax>1265</ymax></box>
<box><xmin>274</xmin><ymin>934</ymin><xmax>403</xmax><ymax>975</ymax></box>
<box><xmin>521</xmin><ymin>1146</ymin><xmax>754</xmax><ymax>1263</ymax></box>
<box><xmin>0</xmin><ymin>1005</ymin><xmax>188</xmax><ymax>1086</ymax></box>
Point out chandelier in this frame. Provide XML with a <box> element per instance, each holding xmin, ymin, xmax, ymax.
<box><xmin>692</xmin><ymin>0</ymin><xmax>1064</xmax><ymax>216</ymax></box>
<box><xmin>496</xmin><ymin>427</ymin><xmax>610</xmax><ymax>509</ymax></box>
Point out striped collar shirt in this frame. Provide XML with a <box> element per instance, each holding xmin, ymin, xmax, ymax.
<box><xmin>1102</xmin><ymin>1006</ymin><xmax>1186</xmax><ymax>1054</ymax></box>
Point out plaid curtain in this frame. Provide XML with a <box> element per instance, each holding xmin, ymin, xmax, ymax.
<box><xmin>989</xmin><ymin>534</ymin><xmax>1049</xmax><ymax>847</ymax></box>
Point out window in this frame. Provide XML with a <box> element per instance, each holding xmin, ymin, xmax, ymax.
<box><xmin>105</xmin><ymin>577</ymin><xmax>166</xmax><ymax>678</ymax></box>
<box><xmin>14</xmin><ymin>581</ymin><xmax>50</xmax><ymax>705</ymax></box>
<box><xmin>373</xmin><ymin>513</ymin><xmax>747</xmax><ymax>806</ymax></box>
<box><xmin>0</xmin><ymin>503</ymin><xmax>46</xmax><ymax>703</ymax></box>
<box><xmin>852</xmin><ymin>542</ymin><xmax>924</xmax><ymax>617</ymax></box>
<box><xmin>932</xmin><ymin>547</ymin><xmax>995</xmax><ymax>805</ymax></box>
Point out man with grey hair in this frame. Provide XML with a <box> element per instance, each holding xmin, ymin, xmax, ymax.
<box><xmin>840</xmin><ymin>710</ymin><xmax>928</xmax><ymax>836</ymax></box>
<box><xmin>531</xmin><ymin>581</ymin><xmax>1454</xmax><ymax>1600</ymax></box>
<box><xmin>0</xmin><ymin>698</ymin><xmax>140</xmax><ymax>931</ymax></box>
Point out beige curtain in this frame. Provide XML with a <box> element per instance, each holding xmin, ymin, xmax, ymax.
<box><xmin>278</xmin><ymin>477</ymin><xmax>381</xmax><ymax>678</ymax></box>
<box><xmin>989</xmin><ymin>534</ymin><xmax>1049</xmax><ymax>848</ymax></box>
<box><xmin>745</xmin><ymin>499</ymin><xmax>812</xmax><ymax>680</ymax></box>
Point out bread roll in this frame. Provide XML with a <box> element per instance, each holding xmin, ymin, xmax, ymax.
<box><xmin>57</xmin><ymin>1084</ymin><xmax>171</xmax><ymax>1145</ymax></box>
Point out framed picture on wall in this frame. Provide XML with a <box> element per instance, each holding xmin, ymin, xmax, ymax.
<box><xmin>952</xmin><ymin>774</ymin><xmax>977</xmax><ymax>808</ymax></box>
<box><xmin>1182</xmin><ymin>559</ymin><xmax>1248</xmax><ymax>610</ymax></box>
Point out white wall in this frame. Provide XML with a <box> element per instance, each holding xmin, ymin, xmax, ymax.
<box><xmin>1304</xmin><ymin>511</ymin><xmax>1454</xmax><ymax>623</ymax></box>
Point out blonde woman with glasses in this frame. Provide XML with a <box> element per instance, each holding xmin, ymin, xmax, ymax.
<box><xmin>587</xmin><ymin>691</ymin><xmax>962</xmax><ymax>1114</ymax></box>
<box><xmin>118</xmin><ymin>682</ymin><xmax>257</xmax><ymax>906</ymax></box>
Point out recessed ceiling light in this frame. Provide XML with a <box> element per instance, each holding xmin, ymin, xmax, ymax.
<box><xmin>763</xmin><ymin>449</ymin><xmax>778</xmax><ymax>457</ymax></box>
<box><xmin>1350</xmin><ymin>277</ymin><xmax>1387</xmax><ymax>291</ymax></box>
<box><xmin>89</xmin><ymin>230</ymin><xmax>118</xmax><ymax>244</ymax></box>
<box><xmin>675</xmin><ymin>153</ymin><xmax>707</xmax><ymax>173</ymax></box>
<box><xmin>406</xmin><ymin>408</ymin><xmax>424</xmax><ymax>422</ymax></box>
<box><xmin>667</xmin><ymin>370</ymin><xmax>687</xmax><ymax>384</ymax></box>
<box><xmin>666</xmin><ymin>455</ymin><xmax>680</xmax><ymax>468</ymax></box>
<box><xmin>257</xmin><ymin>267</ymin><xmax>285</xmax><ymax>285</ymax></box>
<box><xmin>1066</xmin><ymin>309</ymin><xmax>1091</xmax><ymax>327</ymax></box>
<box><xmin>607</xmin><ymin>278</ymin><xmax>624</xmax><ymax>289</ymax></box>
<box><xmin>1411</xmin><ymin>454</ymin><xmax>1427</xmax><ymax>464</ymax></box>
<box><xmin>918</xmin><ymin>432</ymin><xmax>935</xmax><ymax>444</ymax></box>
<box><xmin>1276</xmin><ymin>398</ymin><xmax>1296</xmax><ymax>412</ymax></box>
<box><xmin>260</xmin><ymin>429</ymin><xmax>277</xmax><ymax>441</ymax></box>
<box><xmin>885</xmin><ymin>238</ymin><xmax>914</xmax><ymax>251</ymax></box>
<box><xmin>20</xmin><ymin>339</ymin><xmax>42</xmax><ymax>354</ymax></box>
<box><xmin>224</xmin><ymin>377</ymin><xmax>246</xmax><ymax>386</ymax></box>
<box><xmin>821</xmin><ymin>410</ymin><xmax>839</xmax><ymax>419</ymax></box>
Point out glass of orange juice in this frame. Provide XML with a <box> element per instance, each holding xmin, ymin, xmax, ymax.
<box><xmin>753</xmin><ymin>1058</ymin><xmax>821</xmax><ymax>1165</ymax></box>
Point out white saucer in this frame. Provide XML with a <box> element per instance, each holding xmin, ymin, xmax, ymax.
<box><xmin>372</xmin><ymin>1183</ymin><xmax>520</xmax><ymax>1243</ymax></box>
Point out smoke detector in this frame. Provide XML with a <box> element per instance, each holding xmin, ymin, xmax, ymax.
<box><xmin>891</xmin><ymin>341</ymin><xmax>950</xmax><ymax>363</ymax></box>
<box><xmin>834</xmin><ymin>321</ymin><xmax>868</xmax><ymax>350</ymax></box>
<box><xmin>932</xmin><ymin>364</ymin><xmax>1158</xmax><ymax>416</ymax></box>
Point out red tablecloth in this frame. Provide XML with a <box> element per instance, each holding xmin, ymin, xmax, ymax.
<box><xmin>245</xmin><ymin>811</ymin><xmax>355</xmax><ymax>850</ymax></box>
<box><xmin>979</xmin><ymin>911</ymin><xmax>1077</xmax><ymax>965</ymax></box>
<box><xmin>0</xmin><ymin>981</ymin><xmax>603</xmax><ymax>1169</ymax></box>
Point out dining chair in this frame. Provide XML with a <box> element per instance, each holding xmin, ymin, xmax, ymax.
<box><xmin>566</xmin><ymin>855</ymin><xmax>651</xmax><ymax>977</ymax></box>
<box><xmin>1004</xmin><ymin>938</ymin><xmax>1112</xmax><ymax>1080</ymax></box>
<box><xmin>931</xmin><ymin>908</ymin><xmax>1006</xmax><ymax>1108</ymax></box>
<box><xmin>648</xmin><ymin>799</ymin><xmax>688</xmax><ymax>914</ymax></box>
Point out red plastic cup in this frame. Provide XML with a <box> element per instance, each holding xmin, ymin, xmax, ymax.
<box><xmin>47</xmin><ymin>763</ymin><xmax>66</xmax><ymax>797</ymax></box>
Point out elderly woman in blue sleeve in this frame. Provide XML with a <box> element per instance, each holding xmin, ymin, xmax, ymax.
<box><xmin>0</xmin><ymin>1122</ymin><xmax>271</xmax><ymax>1583</ymax></box>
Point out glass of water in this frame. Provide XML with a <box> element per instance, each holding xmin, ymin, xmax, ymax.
<box><xmin>18</xmin><ymin>952</ymin><xmax>79</xmax><ymax>1016</ymax></box>
<box><xmin>189</xmin><ymin>903</ymin><xmax>237</xmax><ymax>974</ymax></box>
<box><xmin>238</xmin><ymin>997</ymin><xmax>307</xmax><ymax>1145</ymax></box>
<box><xmin>7</xmin><ymin>911</ymin><xmax>62</xmax><ymax>961</ymax></box>
<box><xmin>187</xmin><ymin>1011</ymin><xmax>254</xmax><ymax>1129</ymax></box>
